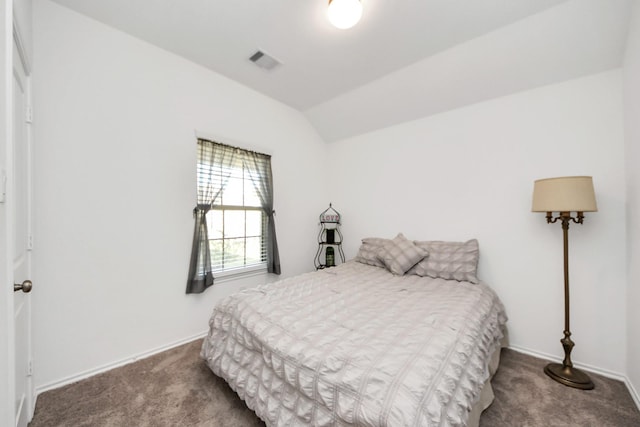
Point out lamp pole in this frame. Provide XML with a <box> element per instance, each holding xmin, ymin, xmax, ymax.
<box><xmin>543</xmin><ymin>211</ymin><xmax>594</xmax><ymax>390</ymax></box>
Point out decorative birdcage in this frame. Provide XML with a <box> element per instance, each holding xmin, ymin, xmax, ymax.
<box><xmin>314</xmin><ymin>203</ymin><xmax>345</xmax><ymax>269</ymax></box>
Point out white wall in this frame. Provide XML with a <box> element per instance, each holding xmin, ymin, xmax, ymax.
<box><xmin>32</xmin><ymin>0</ymin><xmax>326</xmax><ymax>390</ymax></box>
<box><xmin>623</xmin><ymin>1</ymin><xmax>640</xmax><ymax>403</ymax></box>
<box><xmin>327</xmin><ymin>70</ymin><xmax>627</xmax><ymax>374</ymax></box>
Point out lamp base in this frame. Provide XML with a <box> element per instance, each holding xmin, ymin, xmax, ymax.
<box><xmin>544</xmin><ymin>362</ymin><xmax>594</xmax><ymax>390</ymax></box>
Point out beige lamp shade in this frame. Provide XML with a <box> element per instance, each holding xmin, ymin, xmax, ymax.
<box><xmin>532</xmin><ymin>176</ymin><xmax>597</xmax><ymax>212</ymax></box>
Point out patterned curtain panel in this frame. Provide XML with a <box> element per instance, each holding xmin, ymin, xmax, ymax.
<box><xmin>186</xmin><ymin>140</ymin><xmax>238</xmax><ymax>294</ymax></box>
<box><xmin>244</xmin><ymin>151</ymin><xmax>281</xmax><ymax>275</ymax></box>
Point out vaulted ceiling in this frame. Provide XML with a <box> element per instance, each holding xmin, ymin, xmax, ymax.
<box><xmin>50</xmin><ymin>0</ymin><xmax>632</xmax><ymax>141</ymax></box>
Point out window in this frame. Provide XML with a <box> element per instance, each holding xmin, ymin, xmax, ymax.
<box><xmin>186</xmin><ymin>138</ymin><xmax>280</xmax><ymax>294</ymax></box>
<box><xmin>202</xmin><ymin>160</ymin><xmax>267</xmax><ymax>273</ymax></box>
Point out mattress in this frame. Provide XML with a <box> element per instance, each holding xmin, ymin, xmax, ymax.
<box><xmin>201</xmin><ymin>261</ymin><xmax>507</xmax><ymax>426</ymax></box>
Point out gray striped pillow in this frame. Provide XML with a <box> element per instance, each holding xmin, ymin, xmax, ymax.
<box><xmin>377</xmin><ymin>233</ymin><xmax>428</xmax><ymax>275</ymax></box>
<box><xmin>408</xmin><ymin>239</ymin><xmax>479</xmax><ymax>283</ymax></box>
<box><xmin>354</xmin><ymin>237</ymin><xmax>389</xmax><ymax>268</ymax></box>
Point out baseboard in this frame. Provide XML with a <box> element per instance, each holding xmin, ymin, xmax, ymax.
<box><xmin>626</xmin><ymin>377</ymin><xmax>640</xmax><ymax>411</ymax></box>
<box><xmin>507</xmin><ymin>345</ymin><xmax>628</xmax><ymax>382</ymax></box>
<box><xmin>34</xmin><ymin>331</ymin><xmax>209</xmax><ymax>398</ymax></box>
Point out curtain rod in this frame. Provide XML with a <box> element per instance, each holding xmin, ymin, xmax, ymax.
<box><xmin>194</xmin><ymin>129</ymin><xmax>273</xmax><ymax>157</ymax></box>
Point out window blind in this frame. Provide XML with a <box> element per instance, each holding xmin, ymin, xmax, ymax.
<box><xmin>197</xmin><ymin>140</ymin><xmax>271</xmax><ymax>273</ymax></box>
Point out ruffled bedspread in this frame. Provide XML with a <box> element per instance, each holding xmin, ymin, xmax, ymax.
<box><xmin>201</xmin><ymin>262</ymin><xmax>507</xmax><ymax>426</ymax></box>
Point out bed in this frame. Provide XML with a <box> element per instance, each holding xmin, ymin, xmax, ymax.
<box><xmin>201</xmin><ymin>236</ymin><xmax>507</xmax><ymax>426</ymax></box>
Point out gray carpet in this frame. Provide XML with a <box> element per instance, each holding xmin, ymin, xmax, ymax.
<box><xmin>29</xmin><ymin>339</ymin><xmax>640</xmax><ymax>427</ymax></box>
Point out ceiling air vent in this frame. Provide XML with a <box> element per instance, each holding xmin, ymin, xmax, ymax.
<box><xmin>249</xmin><ymin>50</ymin><xmax>281</xmax><ymax>71</ymax></box>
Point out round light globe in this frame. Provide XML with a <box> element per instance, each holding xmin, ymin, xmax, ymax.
<box><xmin>327</xmin><ymin>0</ymin><xmax>363</xmax><ymax>30</ymax></box>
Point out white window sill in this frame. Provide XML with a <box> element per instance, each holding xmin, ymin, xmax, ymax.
<box><xmin>213</xmin><ymin>264</ymin><xmax>268</xmax><ymax>284</ymax></box>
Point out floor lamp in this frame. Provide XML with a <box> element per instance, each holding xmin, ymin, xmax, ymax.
<box><xmin>532</xmin><ymin>176</ymin><xmax>597</xmax><ymax>390</ymax></box>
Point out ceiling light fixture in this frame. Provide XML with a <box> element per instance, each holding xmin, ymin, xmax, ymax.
<box><xmin>327</xmin><ymin>0</ymin><xmax>363</xmax><ymax>30</ymax></box>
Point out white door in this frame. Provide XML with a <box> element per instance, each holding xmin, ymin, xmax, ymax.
<box><xmin>11</xmin><ymin>36</ymin><xmax>33</xmax><ymax>427</ymax></box>
<box><xmin>1</xmin><ymin>6</ymin><xmax>33</xmax><ymax>427</ymax></box>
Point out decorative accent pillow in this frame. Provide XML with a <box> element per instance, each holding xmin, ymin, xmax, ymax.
<box><xmin>377</xmin><ymin>233</ymin><xmax>428</xmax><ymax>275</ymax></box>
<box><xmin>408</xmin><ymin>239</ymin><xmax>479</xmax><ymax>284</ymax></box>
<box><xmin>354</xmin><ymin>237</ymin><xmax>389</xmax><ymax>268</ymax></box>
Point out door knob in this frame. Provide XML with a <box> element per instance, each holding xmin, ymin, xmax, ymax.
<box><xmin>14</xmin><ymin>280</ymin><xmax>32</xmax><ymax>293</ymax></box>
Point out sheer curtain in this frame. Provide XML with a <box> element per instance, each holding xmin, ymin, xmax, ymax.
<box><xmin>186</xmin><ymin>140</ymin><xmax>237</xmax><ymax>294</ymax></box>
<box><xmin>245</xmin><ymin>151</ymin><xmax>281</xmax><ymax>275</ymax></box>
<box><xmin>186</xmin><ymin>139</ymin><xmax>281</xmax><ymax>294</ymax></box>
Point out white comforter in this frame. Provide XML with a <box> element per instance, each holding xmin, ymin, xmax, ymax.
<box><xmin>201</xmin><ymin>262</ymin><xmax>507</xmax><ymax>427</ymax></box>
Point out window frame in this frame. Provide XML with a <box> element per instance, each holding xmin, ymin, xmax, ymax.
<box><xmin>206</xmin><ymin>205</ymin><xmax>268</xmax><ymax>278</ymax></box>
<box><xmin>199</xmin><ymin>151</ymin><xmax>269</xmax><ymax>279</ymax></box>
